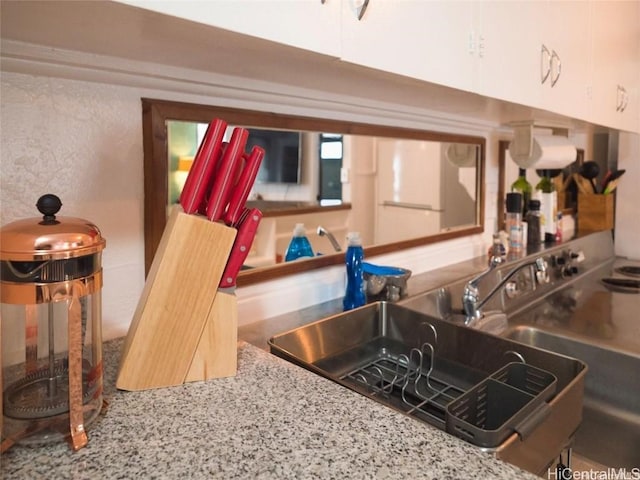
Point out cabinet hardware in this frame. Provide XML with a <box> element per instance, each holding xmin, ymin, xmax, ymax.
<box><xmin>353</xmin><ymin>0</ymin><xmax>369</xmax><ymax>21</ymax></box>
<box><xmin>550</xmin><ymin>50</ymin><xmax>561</xmax><ymax>87</ymax></box>
<box><xmin>540</xmin><ymin>44</ymin><xmax>551</xmax><ymax>84</ymax></box>
<box><xmin>616</xmin><ymin>85</ymin><xmax>628</xmax><ymax>112</ymax></box>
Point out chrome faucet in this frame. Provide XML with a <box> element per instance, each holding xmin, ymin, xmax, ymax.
<box><xmin>317</xmin><ymin>226</ymin><xmax>342</xmax><ymax>252</ymax></box>
<box><xmin>462</xmin><ymin>256</ymin><xmax>549</xmax><ymax>325</ymax></box>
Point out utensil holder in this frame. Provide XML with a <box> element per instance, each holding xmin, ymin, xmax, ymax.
<box><xmin>446</xmin><ymin>363</ymin><xmax>556</xmax><ymax>448</ymax></box>
<box><xmin>117</xmin><ymin>207</ymin><xmax>237</xmax><ymax>391</ymax></box>
<box><xmin>577</xmin><ymin>193</ymin><xmax>614</xmax><ymax>233</ymax></box>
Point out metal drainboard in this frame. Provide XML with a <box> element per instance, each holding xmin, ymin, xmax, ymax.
<box><xmin>341</xmin><ymin>351</ymin><xmax>466</xmax><ymax>429</ymax></box>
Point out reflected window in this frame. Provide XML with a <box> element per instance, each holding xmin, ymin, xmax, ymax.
<box><xmin>319</xmin><ymin>133</ymin><xmax>343</xmax><ymax>202</ymax></box>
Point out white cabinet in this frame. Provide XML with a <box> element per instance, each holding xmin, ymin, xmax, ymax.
<box><xmin>116</xmin><ymin>0</ymin><xmax>342</xmax><ymax>57</ymax></box>
<box><xmin>479</xmin><ymin>1</ymin><xmax>591</xmax><ymax>122</ymax></box>
<box><xmin>538</xmin><ymin>1</ymin><xmax>592</xmax><ymax>121</ymax></box>
<box><xmin>118</xmin><ymin>0</ymin><xmax>638</xmax><ymax>132</ymax></box>
<box><xmin>477</xmin><ymin>2</ymin><xmax>544</xmax><ymax>109</ymax></box>
<box><xmin>590</xmin><ymin>0</ymin><xmax>639</xmax><ymax>132</ymax></box>
<box><xmin>340</xmin><ymin>0</ymin><xmax>479</xmax><ymax>93</ymax></box>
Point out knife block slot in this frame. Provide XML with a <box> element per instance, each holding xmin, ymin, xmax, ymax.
<box><xmin>117</xmin><ymin>207</ymin><xmax>237</xmax><ymax>391</ymax></box>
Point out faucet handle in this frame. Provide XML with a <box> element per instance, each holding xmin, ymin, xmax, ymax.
<box><xmin>534</xmin><ymin>257</ymin><xmax>550</xmax><ymax>284</ymax></box>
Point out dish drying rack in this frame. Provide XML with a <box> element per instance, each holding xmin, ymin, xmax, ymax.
<box><xmin>340</xmin><ymin>322</ymin><xmax>557</xmax><ymax>448</ymax></box>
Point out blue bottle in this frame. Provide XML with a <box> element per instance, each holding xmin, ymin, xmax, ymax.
<box><xmin>284</xmin><ymin>223</ymin><xmax>314</xmax><ymax>261</ymax></box>
<box><xmin>343</xmin><ymin>232</ymin><xmax>366</xmax><ymax>311</ymax></box>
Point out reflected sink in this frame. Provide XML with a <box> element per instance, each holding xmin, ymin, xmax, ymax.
<box><xmin>269</xmin><ymin>302</ymin><xmax>586</xmax><ymax>475</ymax></box>
<box><xmin>505</xmin><ymin>326</ymin><xmax>640</xmax><ymax>468</ymax></box>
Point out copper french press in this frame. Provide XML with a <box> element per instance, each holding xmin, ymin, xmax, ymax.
<box><xmin>1</xmin><ymin>194</ymin><xmax>106</xmax><ymax>451</ymax></box>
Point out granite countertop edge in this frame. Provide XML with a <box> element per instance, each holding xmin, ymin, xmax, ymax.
<box><xmin>1</xmin><ymin>338</ymin><xmax>536</xmax><ymax>479</ymax></box>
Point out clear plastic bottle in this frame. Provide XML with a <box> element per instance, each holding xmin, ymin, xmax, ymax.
<box><xmin>511</xmin><ymin>168</ymin><xmax>532</xmax><ymax>217</ymax></box>
<box><xmin>343</xmin><ymin>232</ymin><xmax>366</xmax><ymax>311</ymax></box>
<box><xmin>284</xmin><ymin>223</ymin><xmax>314</xmax><ymax>261</ymax></box>
<box><xmin>505</xmin><ymin>192</ymin><xmax>523</xmax><ymax>254</ymax></box>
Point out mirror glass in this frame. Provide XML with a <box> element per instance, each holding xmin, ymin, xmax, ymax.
<box><xmin>143</xmin><ymin>99</ymin><xmax>485</xmax><ymax>285</ymax></box>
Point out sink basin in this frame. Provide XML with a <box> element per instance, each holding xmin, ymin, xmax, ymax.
<box><xmin>505</xmin><ymin>326</ymin><xmax>640</xmax><ymax>468</ymax></box>
<box><xmin>269</xmin><ymin>302</ymin><xmax>586</xmax><ymax>475</ymax></box>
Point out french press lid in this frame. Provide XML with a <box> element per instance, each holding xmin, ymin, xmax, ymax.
<box><xmin>0</xmin><ymin>195</ymin><xmax>106</xmax><ymax>285</ymax></box>
<box><xmin>0</xmin><ymin>194</ymin><xmax>106</xmax><ymax>262</ymax></box>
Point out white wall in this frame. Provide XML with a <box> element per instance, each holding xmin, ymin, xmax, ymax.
<box><xmin>614</xmin><ymin>132</ymin><xmax>640</xmax><ymax>259</ymax></box>
<box><xmin>1</xmin><ymin>73</ymin><xmax>147</xmax><ymax>339</ymax></box>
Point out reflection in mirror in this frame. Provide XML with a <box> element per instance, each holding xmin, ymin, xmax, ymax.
<box><xmin>498</xmin><ymin>140</ymin><xmax>583</xmax><ymax>231</ymax></box>
<box><xmin>143</xmin><ymin>99</ymin><xmax>485</xmax><ymax>285</ymax></box>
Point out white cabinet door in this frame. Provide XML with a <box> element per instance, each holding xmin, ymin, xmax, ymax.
<box><xmin>341</xmin><ymin>0</ymin><xmax>479</xmax><ymax>93</ymax></box>
<box><xmin>590</xmin><ymin>0</ymin><xmax>640</xmax><ymax>132</ymax></box>
<box><xmin>479</xmin><ymin>1</ymin><xmax>591</xmax><ymax>121</ymax></box>
<box><xmin>540</xmin><ymin>0</ymin><xmax>592</xmax><ymax>122</ymax></box>
<box><xmin>478</xmin><ymin>1</ymin><xmax>543</xmax><ymax>109</ymax></box>
<box><xmin>116</xmin><ymin>0</ymin><xmax>342</xmax><ymax>57</ymax></box>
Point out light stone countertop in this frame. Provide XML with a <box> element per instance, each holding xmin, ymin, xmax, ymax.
<box><xmin>1</xmin><ymin>338</ymin><xmax>537</xmax><ymax>479</ymax></box>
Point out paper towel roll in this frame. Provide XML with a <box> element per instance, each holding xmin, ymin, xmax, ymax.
<box><xmin>508</xmin><ymin>134</ymin><xmax>577</xmax><ymax>169</ymax></box>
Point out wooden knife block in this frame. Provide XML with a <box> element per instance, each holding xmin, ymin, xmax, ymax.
<box><xmin>117</xmin><ymin>207</ymin><xmax>237</xmax><ymax>391</ymax></box>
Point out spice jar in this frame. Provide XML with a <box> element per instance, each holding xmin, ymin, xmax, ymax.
<box><xmin>505</xmin><ymin>192</ymin><xmax>523</xmax><ymax>254</ymax></box>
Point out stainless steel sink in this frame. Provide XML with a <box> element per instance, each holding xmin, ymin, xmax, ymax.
<box><xmin>505</xmin><ymin>326</ymin><xmax>640</xmax><ymax>469</ymax></box>
<box><xmin>269</xmin><ymin>302</ymin><xmax>587</xmax><ymax>475</ymax></box>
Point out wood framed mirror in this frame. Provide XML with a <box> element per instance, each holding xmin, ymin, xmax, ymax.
<box><xmin>142</xmin><ymin>98</ymin><xmax>485</xmax><ymax>286</ymax></box>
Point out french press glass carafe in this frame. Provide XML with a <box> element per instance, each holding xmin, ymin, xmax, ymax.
<box><xmin>1</xmin><ymin>194</ymin><xmax>106</xmax><ymax>451</ymax></box>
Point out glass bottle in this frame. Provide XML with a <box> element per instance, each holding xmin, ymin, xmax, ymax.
<box><xmin>535</xmin><ymin>170</ymin><xmax>557</xmax><ymax>243</ymax></box>
<box><xmin>284</xmin><ymin>223</ymin><xmax>314</xmax><ymax>261</ymax></box>
<box><xmin>511</xmin><ymin>168</ymin><xmax>532</xmax><ymax>217</ymax></box>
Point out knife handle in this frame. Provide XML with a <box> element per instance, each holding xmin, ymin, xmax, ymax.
<box><xmin>219</xmin><ymin>208</ymin><xmax>263</xmax><ymax>288</ymax></box>
<box><xmin>223</xmin><ymin>146</ymin><xmax>265</xmax><ymax>226</ymax></box>
<box><xmin>179</xmin><ymin>119</ymin><xmax>227</xmax><ymax>214</ymax></box>
<box><xmin>206</xmin><ymin>127</ymin><xmax>248</xmax><ymax>222</ymax></box>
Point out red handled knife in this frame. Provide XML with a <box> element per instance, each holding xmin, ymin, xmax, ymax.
<box><xmin>179</xmin><ymin>118</ymin><xmax>227</xmax><ymax>214</ymax></box>
<box><xmin>218</xmin><ymin>208</ymin><xmax>262</xmax><ymax>289</ymax></box>
<box><xmin>223</xmin><ymin>145</ymin><xmax>265</xmax><ymax>226</ymax></box>
<box><xmin>206</xmin><ymin>127</ymin><xmax>248</xmax><ymax>222</ymax></box>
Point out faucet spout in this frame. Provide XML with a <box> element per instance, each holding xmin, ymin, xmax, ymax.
<box><xmin>462</xmin><ymin>256</ymin><xmax>549</xmax><ymax>325</ymax></box>
<box><xmin>317</xmin><ymin>226</ymin><xmax>342</xmax><ymax>252</ymax></box>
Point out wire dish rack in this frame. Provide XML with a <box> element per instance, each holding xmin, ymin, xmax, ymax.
<box><xmin>340</xmin><ymin>324</ymin><xmax>557</xmax><ymax>448</ymax></box>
